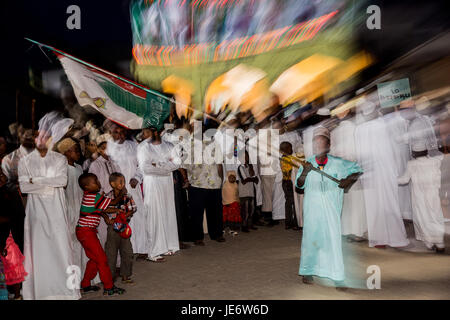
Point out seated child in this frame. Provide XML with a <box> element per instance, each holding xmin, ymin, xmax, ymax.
<box><xmin>105</xmin><ymin>172</ymin><xmax>136</xmax><ymax>284</ymax></box>
<box><xmin>280</xmin><ymin>142</ymin><xmax>300</xmax><ymax>230</ymax></box>
<box><xmin>76</xmin><ymin>173</ymin><xmax>126</xmax><ymax>296</ymax></box>
<box><xmin>222</xmin><ymin>171</ymin><xmax>241</xmax><ymax>236</ymax></box>
<box><xmin>398</xmin><ymin>141</ymin><xmax>446</xmax><ymax>253</ymax></box>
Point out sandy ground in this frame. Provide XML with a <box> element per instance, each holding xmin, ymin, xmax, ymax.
<box><xmin>82</xmin><ymin>221</ymin><xmax>450</xmax><ymax>300</ymax></box>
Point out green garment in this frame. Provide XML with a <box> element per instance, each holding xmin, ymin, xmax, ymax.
<box><xmin>296</xmin><ymin>154</ymin><xmax>362</xmax><ymax>281</ymax></box>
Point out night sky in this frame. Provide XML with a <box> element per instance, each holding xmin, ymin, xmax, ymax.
<box><xmin>0</xmin><ymin>0</ymin><xmax>448</xmax><ymax>130</ymax></box>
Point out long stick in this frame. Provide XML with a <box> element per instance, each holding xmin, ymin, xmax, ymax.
<box><xmin>31</xmin><ymin>99</ymin><xmax>36</xmax><ymax>131</ymax></box>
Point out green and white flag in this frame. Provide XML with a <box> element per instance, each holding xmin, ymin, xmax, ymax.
<box><xmin>26</xmin><ymin>38</ymin><xmax>171</xmax><ymax>130</ymax></box>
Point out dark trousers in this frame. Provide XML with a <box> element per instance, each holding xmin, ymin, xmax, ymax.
<box><xmin>173</xmin><ymin>171</ymin><xmax>191</xmax><ymax>242</ymax></box>
<box><xmin>282</xmin><ymin>180</ymin><xmax>298</xmax><ymax>228</ymax></box>
<box><xmin>188</xmin><ymin>187</ymin><xmax>223</xmax><ymax>241</ymax></box>
<box><xmin>105</xmin><ymin>225</ymin><xmax>133</xmax><ymax>279</ymax></box>
<box><xmin>240</xmin><ymin>197</ymin><xmax>254</xmax><ymax>228</ymax></box>
<box><xmin>0</xmin><ymin>190</ymin><xmax>25</xmax><ymax>252</ymax></box>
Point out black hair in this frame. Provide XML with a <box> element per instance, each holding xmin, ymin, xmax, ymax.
<box><xmin>280</xmin><ymin>141</ymin><xmax>293</xmax><ymax>153</ymax></box>
<box><xmin>78</xmin><ymin>173</ymin><xmax>97</xmax><ymax>189</ymax></box>
<box><xmin>109</xmin><ymin>172</ymin><xmax>124</xmax><ymax>183</ymax></box>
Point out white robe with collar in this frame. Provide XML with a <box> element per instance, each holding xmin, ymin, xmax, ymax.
<box><xmin>331</xmin><ymin>118</ymin><xmax>367</xmax><ymax>237</ymax></box>
<box><xmin>355</xmin><ymin>118</ymin><xmax>409</xmax><ymax>248</ymax></box>
<box><xmin>107</xmin><ymin>139</ymin><xmax>147</xmax><ymax>254</ymax></box>
<box><xmin>137</xmin><ymin>140</ymin><xmax>180</xmax><ymax>258</ymax></box>
<box><xmin>18</xmin><ymin>150</ymin><xmax>80</xmax><ymax>300</ymax></box>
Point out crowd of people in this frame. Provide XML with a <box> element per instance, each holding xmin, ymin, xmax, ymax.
<box><xmin>0</xmin><ymin>87</ymin><xmax>449</xmax><ymax>299</ymax></box>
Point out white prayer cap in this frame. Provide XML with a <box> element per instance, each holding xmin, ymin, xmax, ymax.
<box><xmin>96</xmin><ymin>133</ymin><xmax>111</xmax><ymax>146</ymax></box>
<box><xmin>316</xmin><ymin>108</ymin><xmax>330</xmax><ymax>116</ymax></box>
<box><xmin>356</xmin><ymin>97</ymin><xmax>377</xmax><ymax>116</ymax></box>
<box><xmin>411</xmin><ymin>138</ymin><xmax>427</xmax><ymax>152</ymax></box>
<box><xmin>313</xmin><ymin>126</ymin><xmax>330</xmax><ymax>140</ymax></box>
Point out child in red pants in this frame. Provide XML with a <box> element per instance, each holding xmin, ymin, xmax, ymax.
<box><xmin>76</xmin><ymin>173</ymin><xmax>126</xmax><ymax>296</ymax></box>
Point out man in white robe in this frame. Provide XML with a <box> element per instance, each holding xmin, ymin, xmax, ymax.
<box><xmin>354</xmin><ymin>99</ymin><xmax>409</xmax><ymax>248</ymax></box>
<box><xmin>137</xmin><ymin>129</ymin><xmax>180</xmax><ymax>262</ymax></box>
<box><xmin>107</xmin><ymin>125</ymin><xmax>146</xmax><ymax>256</ymax></box>
<box><xmin>331</xmin><ymin>110</ymin><xmax>367</xmax><ymax>239</ymax></box>
<box><xmin>398</xmin><ymin>139</ymin><xmax>445</xmax><ymax>253</ymax></box>
<box><xmin>88</xmin><ymin>135</ymin><xmax>120</xmax><ymax>248</ymax></box>
<box><xmin>383</xmin><ymin>109</ymin><xmax>413</xmax><ymax>220</ymax></box>
<box><xmin>56</xmin><ymin>138</ymin><xmax>95</xmax><ymax>285</ymax></box>
<box><xmin>18</xmin><ymin>134</ymin><xmax>80</xmax><ymax>300</ymax></box>
<box><xmin>2</xmin><ymin>128</ymin><xmax>35</xmax><ymax>197</ymax></box>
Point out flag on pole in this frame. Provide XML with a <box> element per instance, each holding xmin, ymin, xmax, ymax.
<box><xmin>25</xmin><ymin>38</ymin><xmax>171</xmax><ymax>130</ymax></box>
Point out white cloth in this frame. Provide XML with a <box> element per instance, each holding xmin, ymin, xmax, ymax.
<box><xmin>137</xmin><ymin>140</ymin><xmax>180</xmax><ymax>258</ymax></box>
<box><xmin>272</xmin><ymin>162</ymin><xmax>286</xmax><ymax>220</ymax></box>
<box><xmin>2</xmin><ymin>145</ymin><xmax>33</xmax><ymax>192</ymax></box>
<box><xmin>237</xmin><ymin>165</ymin><xmax>256</xmax><ymax>198</ymax></box>
<box><xmin>18</xmin><ymin>150</ymin><xmax>80</xmax><ymax>300</ymax></box>
<box><xmin>65</xmin><ymin>164</ymin><xmax>99</xmax><ymax>284</ymax></box>
<box><xmin>398</xmin><ymin>156</ymin><xmax>445</xmax><ymax>248</ymax></box>
<box><xmin>331</xmin><ymin>118</ymin><xmax>367</xmax><ymax>237</ymax></box>
<box><xmin>383</xmin><ymin>111</ymin><xmax>413</xmax><ymax>220</ymax></box>
<box><xmin>107</xmin><ymin>139</ymin><xmax>147</xmax><ymax>254</ymax></box>
<box><xmin>88</xmin><ymin>156</ymin><xmax>120</xmax><ymax>248</ymax></box>
<box><xmin>355</xmin><ymin>118</ymin><xmax>409</xmax><ymax>247</ymax></box>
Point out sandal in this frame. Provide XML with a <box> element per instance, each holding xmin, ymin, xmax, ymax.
<box><xmin>121</xmin><ymin>278</ymin><xmax>135</xmax><ymax>285</ymax></box>
<box><xmin>103</xmin><ymin>285</ymin><xmax>126</xmax><ymax>296</ymax></box>
<box><xmin>162</xmin><ymin>251</ymin><xmax>175</xmax><ymax>256</ymax></box>
<box><xmin>146</xmin><ymin>256</ymin><xmax>166</xmax><ymax>263</ymax></box>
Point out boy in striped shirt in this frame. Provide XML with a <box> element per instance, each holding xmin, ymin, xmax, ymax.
<box><xmin>75</xmin><ymin>173</ymin><xmax>126</xmax><ymax>296</ymax></box>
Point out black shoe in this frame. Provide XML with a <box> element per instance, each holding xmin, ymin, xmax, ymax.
<box><xmin>194</xmin><ymin>240</ymin><xmax>205</xmax><ymax>246</ymax></box>
<box><xmin>254</xmin><ymin>220</ymin><xmax>265</xmax><ymax>226</ymax></box>
<box><xmin>435</xmin><ymin>247</ymin><xmax>445</xmax><ymax>254</ymax></box>
<box><xmin>250</xmin><ymin>226</ymin><xmax>258</xmax><ymax>230</ymax></box>
<box><xmin>267</xmin><ymin>220</ymin><xmax>279</xmax><ymax>227</ymax></box>
<box><xmin>302</xmin><ymin>276</ymin><xmax>314</xmax><ymax>285</ymax></box>
<box><xmin>81</xmin><ymin>285</ymin><xmax>101</xmax><ymax>293</ymax></box>
<box><xmin>103</xmin><ymin>285</ymin><xmax>126</xmax><ymax>296</ymax></box>
<box><xmin>215</xmin><ymin>236</ymin><xmax>226</xmax><ymax>242</ymax></box>
<box><xmin>241</xmin><ymin>227</ymin><xmax>250</xmax><ymax>233</ymax></box>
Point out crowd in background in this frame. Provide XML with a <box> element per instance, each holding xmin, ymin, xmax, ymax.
<box><xmin>0</xmin><ymin>85</ymin><xmax>449</xmax><ymax>299</ymax></box>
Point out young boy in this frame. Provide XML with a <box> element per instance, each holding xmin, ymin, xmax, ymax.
<box><xmin>280</xmin><ymin>142</ymin><xmax>300</xmax><ymax>230</ymax></box>
<box><xmin>76</xmin><ymin>173</ymin><xmax>126</xmax><ymax>296</ymax></box>
<box><xmin>237</xmin><ymin>151</ymin><xmax>258</xmax><ymax>232</ymax></box>
<box><xmin>398</xmin><ymin>141</ymin><xmax>446</xmax><ymax>253</ymax></box>
<box><xmin>105</xmin><ymin>172</ymin><xmax>136</xmax><ymax>284</ymax></box>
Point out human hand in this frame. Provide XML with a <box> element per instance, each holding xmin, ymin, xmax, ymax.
<box><xmin>130</xmin><ymin>179</ymin><xmax>139</xmax><ymax>189</ymax></box>
<box><xmin>302</xmin><ymin>161</ymin><xmax>314</xmax><ymax>172</ymax></box>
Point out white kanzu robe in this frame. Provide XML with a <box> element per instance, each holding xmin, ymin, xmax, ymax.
<box><xmin>383</xmin><ymin>111</ymin><xmax>413</xmax><ymax>220</ymax></box>
<box><xmin>355</xmin><ymin>118</ymin><xmax>409</xmax><ymax>248</ymax></box>
<box><xmin>65</xmin><ymin>163</ymin><xmax>97</xmax><ymax>284</ymax></box>
<box><xmin>107</xmin><ymin>139</ymin><xmax>146</xmax><ymax>254</ymax></box>
<box><xmin>18</xmin><ymin>150</ymin><xmax>80</xmax><ymax>300</ymax></box>
<box><xmin>137</xmin><ymin>140</ymin><xmax>180</xmax><ymax>259</ymax></box>
<box><xmin>331</xmin><ymin>118</ymin><xmax>367</xmax><ymax>237</ymax></box>
<box><xmin>88</xmin><ymin>156</ymin><xmax>120</xmax><ymax>248</ymax></box>
<box><xmin>398</xmin><ymin>155</ymin><xmax>445</xmax><ymax>248</ymax></box>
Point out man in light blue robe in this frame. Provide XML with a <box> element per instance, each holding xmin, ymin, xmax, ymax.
<box><xmin>296</xmin><ymin>126</ymin><xmax>362</xmax><ymax>289</ymax></box>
